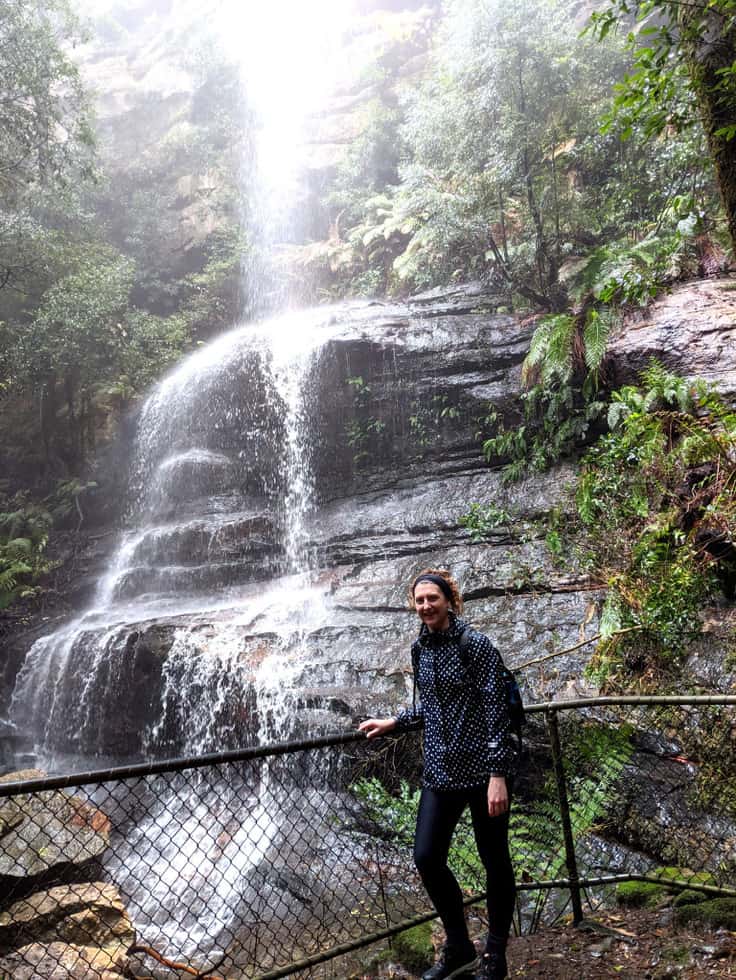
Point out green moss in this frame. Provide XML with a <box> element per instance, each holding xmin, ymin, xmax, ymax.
<box><xmin>654</xmin><ymin>866</ymin><xmax>716</xmax><ymax>889</ymax></box>
<box><xmin>674</xmin><ymin>897</ymin><xmax>736</xmax><ymax>930</ymax></box>
<box><xmin>361</xmin><ymin>947</ymin><xmax>392</xmax><ymax>973</ymax></box>
<box><xmin>673</xmin><ymin>889</ymin><xmax>709</xmax><ymax>908</ymax></box>
<box><xmin>618</xmin><ymin>868</ymin><xmax>718</xmax><ymax>909</ymax></box>
<box><xmin>616</xmin><ymin>880</ymin><xmax>666</xmax><ymax>907</ymax></box>
<box><xmin>391</xmin><ymin>923</ymin><xmax>435</xmax><ymax>973</ymax></box>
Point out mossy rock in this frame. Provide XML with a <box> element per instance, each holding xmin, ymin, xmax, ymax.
<box><xmin>673</xmin><ymin>889</ymin><xmax>709</xmax><ymax>909</ymax></box>
<box><xmin>616</xmin><ymin>880</ymin><xmax>666</xmax><ymax>907</ymax></box>
<box><xmin>618</xmin><ymin>868</ymin><xmax>718</xmax><ymax>909</ymax></box>
<box><xmin>674</xmin><ymin>898</ymin><xmax>736</xmax><ymax>930</ymax></box>
<box><xmin>391</xmin><ymin>923</ymin><xmax>434</xmax><ymax>973</ymax></box>
<box><xmin>359</xmin><ymin>947</ymin><xmax>392</xmax><ymax>976</ymax></box>
<box><xmin>655</xmin><ymin>866</ymin><xmax>715</xmax><ymax>888</ymax></box>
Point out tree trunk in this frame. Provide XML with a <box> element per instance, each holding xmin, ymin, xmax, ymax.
<box><xmin>680</xmin><ymin>5</ymin><xmax>736</xmax><ymax>254</ymax></box>
<box><xmin>64</xmin><ymin>370</ymin><xmax>79</xmax><ymax>466</ymax></box>
<box><xmin>40</xmin><ymin>371</ymin><xmax>57</xmax><ymax>464</ymax></box>
<box><xmin>498</xmin><ymin>189</ymin><xmax>509</xmax><ymax>264</ymax></box>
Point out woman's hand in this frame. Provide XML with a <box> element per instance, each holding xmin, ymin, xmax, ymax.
<box><xmin>358</xmin><ymin>717</ymin><xmax>397</xmax><ymax>739</ymax></box>
<box><xmin>487</xmin><ymin>775</ymin><xmax>508</xmax><ymax>817</ymax></box>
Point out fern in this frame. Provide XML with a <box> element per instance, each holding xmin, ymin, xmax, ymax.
<box><xmin>521</xmin><ymin>318</ymin><xmax>554</xmax><ymax>385</ymax></box>
<box><xmin>573</xmin><ymin>234</ymin><xmax>683</xmax><ymax>309</ymax></box>
<box><xmin>583</xmin><ymin>309</ymin><xmax>615</xmax><ymax>372</ymax></box>
<box><xmin>522</xmin><ymin>314</ymin><xmax>576</xmax><ymax>387</ymax></box>
<box><xmin>579</xmin><ymin>364</ymin><xmax>736</xmax><ymax>677</ymax></box>
<box><xmin>599</xmin><ymin>593</ymin><xmax>626</xmax><ymax>640</ymax></box>
<box><xmin>0</xmin><ymin>497</ymin><xmax>54</xmax><ymax>610</ymax></box>
<box><xmin>5</xmin><ymin>536</ymin><xmax>33</xmax><ymax>556</ymax></box>
<box><xmin>640</xmin><ymin>361</ymin><xmax>694</xmax><ymax>412</ymax></box>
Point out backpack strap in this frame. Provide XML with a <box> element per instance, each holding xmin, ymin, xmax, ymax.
<box><xmin>410</xmin><ymin>638</ymin><xmax>421</xmax><ymax>718</ymax></box>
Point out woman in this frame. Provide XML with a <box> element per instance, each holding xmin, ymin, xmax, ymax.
<box><xmin>359</xmin><ymin>569</ymin><xmax>515</xmax><ymax>980</ymax></box>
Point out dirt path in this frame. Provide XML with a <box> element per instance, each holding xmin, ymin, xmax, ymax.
<box><xmin>505</xmin><ymin>907</ymin><xmax>736</xmax><ymax>978</ymax></box>
<box><xmin>341</xmin><ymin>906</ymin><xmax>736</xmax><ymax>979</ymax></box>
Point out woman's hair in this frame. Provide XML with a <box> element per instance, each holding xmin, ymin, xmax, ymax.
<box><xmin>408</xmin><ymin>568</ymin><xmax>464</xmax><ymax>613</ymax></box>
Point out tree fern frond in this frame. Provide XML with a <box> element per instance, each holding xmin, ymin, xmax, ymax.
<box><xmin>525</xmin><ymin>319</ymin><xmax>554</xmax><ymax>367</ymax></box>
<box><xmin>542</xmin><ymin>314</ymin><xmax>575</xmax><ymax>384</ymax></box>
<box><xmin>599</xmin><ymin>593</ymin><xmax>625</xmax><ymax>640</ymax></box>
<box><xmin>583</xmin><ymin>309</ymin><xmax>614</xmax><ymax>372</ymax></box>
<box><xmin>6</xmin><ymin>537</ymin><xmax>32</xmax><ymax>556</ymax></box>
<box><xmin>521</xmin><ymin>319</ymin><xmax>553</xmax><ymax>387</ymax></box>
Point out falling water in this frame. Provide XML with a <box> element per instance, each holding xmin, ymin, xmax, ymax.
<box><xmin>10</xmin><ymin>308</ymin><xmax>342</xmax><ymax>764</ymax></box>
<box><xmin>6</xmin><ymin>4</ymin><xmax>374</xmax><ymax>961</ymax></box>
<box><xmin>222</xmin><ymin>0</ymin><xmax>357</xmax><ymax>316</ymax></box>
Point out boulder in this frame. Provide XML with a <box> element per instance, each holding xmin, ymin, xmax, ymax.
<box><xmin>0</xmin><ymin>881</ymin><xmax>134</xmax><ymax>953</ymax></box>
<box><xmin>0</xmin><ymin>938</ymin><xmax>129</xmax><ymax>979</ymax></box>
<box><xmin>0</xmin><ymin>771</ymin><xmax>110</xmax><ymax>898</ymax></box>
<box><xmin>603</xmin><ymin>753</ymin><xmax>736</xmax><ymax>875</ymax></box>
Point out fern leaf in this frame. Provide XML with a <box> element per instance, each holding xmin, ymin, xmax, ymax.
<box><xmin>582</xmin><ymin>309</ymin><xmax>612</xmax><ymax>372</ymax></box>
<box><xmin>541</xmin><ymin>314</ymin><xmax>575</xmax><ymax>384</ymax></box>
<box><xmin>599</xmin><ymin>594</ymin><xmax>624</xmax><ymax>640</ymax></box>
<box><xmin>607</xmin><ymin>401</ymin><xmax>630</xmax><ymax>431</ymax></box>
<box><xmin>521</xmin><ymin>319</ymin><xmax>553</xmax><ymax>386</ymax></box>
<box><xmin>6</xmin><ymin>537</ymin><xmax>32</xmax><ymax>555</ymax></box>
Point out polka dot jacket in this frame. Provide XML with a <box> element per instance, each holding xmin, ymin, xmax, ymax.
<box><xmin>394</xmin><ymin>613</ymin><xmax>513</xmax><ymax>789</ymax></box>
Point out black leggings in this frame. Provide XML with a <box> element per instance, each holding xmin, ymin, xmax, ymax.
<box><xmin>413</xmin><ymin>784</ymin><xmax>516</xmax><ymax>948</ymax></box>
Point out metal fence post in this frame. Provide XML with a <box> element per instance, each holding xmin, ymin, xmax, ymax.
<box><xmin>546</xmin><ymin>707</ymin><xmax>584</xmax><ymax>925</ymax></box>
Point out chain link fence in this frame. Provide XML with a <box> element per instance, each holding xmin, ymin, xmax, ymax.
<box><xmin>1</xmin><ymin>696</ymin><xmax>735</xmax><ymax>979</ymax></box>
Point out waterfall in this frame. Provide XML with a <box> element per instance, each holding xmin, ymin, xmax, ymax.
<box><xmin>5</xmin><ymin>303</ymin><xmax>352</xmax><ymax>962</ymax></box>
<box><xmin>6</xmin><ymin>2</ymin><xmax>380</xmax><ymax>965</ymax></box>
<box><xmin>9</xmin><ymin>309</ymin><xmax>344</xmax><ymax>765</ymax></box>
<box><xmin>223</xmin><ymin>0</ymin><xmax>356</xmax><ymax>317</ymax></box>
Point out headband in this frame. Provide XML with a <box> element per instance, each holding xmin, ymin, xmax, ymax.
<box><xmin>413</xmin><ymin>574</ymin><xmax>453</xmax><ymax>602</ymax></box>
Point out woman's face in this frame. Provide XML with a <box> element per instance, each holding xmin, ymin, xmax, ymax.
<box><xmin>413</xmin><ymin>581</ymin><xmax>451</xmax><ymax>632</ymax></box>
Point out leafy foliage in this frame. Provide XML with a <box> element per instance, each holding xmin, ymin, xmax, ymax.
<box><xmin>480</xmin><ymin>385</ymin><xmax>607</xmax><ymax>484</ymax></box>
<box><xmin>0</xmin><ymin>0</ymin><xmax>95</xmax><ymax>293</ymax></box>
<box><xmin>578</xmin><ymin>363</ymin><xmax>736</xmax><ymax>683</ymax></box>
<box><xmin>310</xmin><ymin>0</ymin><xmax>722</xmax><ymax>304</ymax></box>
<box><xmin>0</xmin><ymin>497</ymin><xmax>54</xmax><ymax>609</ymax></box>
<box><xmin>477</xmin><ymin>201</ymin><xmax>711</xmax><ymax>484</ymax></box>
<box><xmin>460</xmin><ymin>503</ymin><xmax>513</xmax><ymax>541</ymax></box>
<box><xmin>0</xmin><ymin>21</ymin><xmax>248</xmax><ymax>480</ymax></box>
<box><xmin>588</xmin><ymin>0</ymin><xmax>736</xmax><ymax>253</ymax></box>
<box><xmin>588</xmin><ymin>0</ymin><xmax>736</xmax><ymax>138</ymax></box>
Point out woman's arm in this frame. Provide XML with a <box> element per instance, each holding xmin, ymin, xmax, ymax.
<box><xmin>360</xmin><ymin>642</ymin><xmax>424</xmax><ymax>736</ymax></box>
<box><xmin>358</xmin><ymin>697</ymin><xmax>425</xmax><ymax>737</ymax></box>
<box><xmin>358</xmin><ymin>717</ymin><xmax>398</xmax><ymax>739</ymax></box>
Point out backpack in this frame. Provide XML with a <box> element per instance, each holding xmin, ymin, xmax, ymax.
<box><xmin>458</xmin><ymin>626</ymin><xmax>525</xmax><ymax>755</ymax></box>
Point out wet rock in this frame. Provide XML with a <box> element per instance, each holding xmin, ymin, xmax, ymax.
<box><xmin>407</xmin><ymin>280</ymin><xmax>507</xmax><ymax>316</ymax></box>
<box><xmin>0</xmin><ymin>938</ymin><xmax>130</xmax><ymax>979</ymax></box>
<box><xmin>608</xmin><ymin>276</ymin><xmax>736</xmax><ymax>398</ymax></box>
<box><xmin>0</xmin><ymin>881</ymin><xmax>134</xmax><ymax>953</ymax></box>
<box><xmin>604</xmin><ymin>754</ymin><xmax>736</xmax><ymax>875</ymax></box>
<box><xmin>0</xmin><ymin>771</ymin><xmax>110</xmax><ymax>898</ymax></box>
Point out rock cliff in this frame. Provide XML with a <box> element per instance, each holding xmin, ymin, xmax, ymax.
<box><xmin>6</xmin><ymin>276</ymin><xmax>733</xmax><ymax>764</ymax></box>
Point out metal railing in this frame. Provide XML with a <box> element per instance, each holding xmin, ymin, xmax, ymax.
<box><xmin>1</xmin><ymin>695</ymin><xmax>735</xmax><ymax>979</ymax></box>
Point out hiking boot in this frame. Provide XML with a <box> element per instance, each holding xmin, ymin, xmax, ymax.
<box><xmin>477</xmin><ymin>948</ymin><xmax>508</xmax><ymax>980</ymax></box>
<box><xmin>421</xmin><ymin>940</ymin><xmax>479</xmax><ymax>980</ymax></box>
